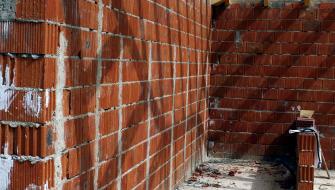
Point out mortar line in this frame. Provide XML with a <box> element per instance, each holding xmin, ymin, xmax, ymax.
<box><xmin>53</xmin><ymin>31</ymin><xmax>67</xmax><ymax>190</ymax></box>
<box><xmin>145</xmin><ymin>41</ymin><xmax>153</xmax><ymax>190</ymax></box>
<box><xmin>195</xmin><ymin>50</ymin><xmax>201</xmax><ymax>165</ymax></box>
<box><xmin>94</xmin><ymin>0</ymin><xmax>104</xmax><ymax>189</ymax></box>
<box><xmin>183</xmin><ymin>48</ymin><xmax>191</xmax><ymax>179</ymax></box>
<box><xmin>169</xmin><ymin>45</ymin><xmax>177</xmax><ymax>189</ymax></box>
<box><xmin>117</xmin><ymin>37</ymin><xmax>124</xmax><ymax>190</ymax></box>
<box><xmin>206</xmin><ymin>19</ymin><xmax>215</xmax><ymax>161</ymax></box>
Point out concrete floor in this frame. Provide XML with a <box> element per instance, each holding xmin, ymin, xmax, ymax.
<box><xmin>314</xmin><ymin>169</ymin><xmax>335</xmax><ymax>190</ymax></box>
<box><xmin>177</xmin><ymin>159</ymin><xmax>335</xmax><ymax>190</ymax></box>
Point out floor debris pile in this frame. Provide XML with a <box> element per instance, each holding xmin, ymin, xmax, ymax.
<box><xmin>177</xmin><ymin>159</ymin><xmax>295</xmax><ymax>190</ymax></box>
<box><xmin>178</xmin><ymin>159</ymin><xmax>335</xmax><ymax>190</ymax></box>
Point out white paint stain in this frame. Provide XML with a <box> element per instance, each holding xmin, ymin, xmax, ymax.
<box><xmin>43</xmin><ymin>182</ymin><xmax>49</xmax><ymax>190</ymax></box>
<box><xmin>23</xmin><ymin>91</ymin><xmax>42</xmax><ymax>118</ymax></box>
<box><xmin>24</xmin><ymin>182</ymin><xmax>49</xmax><ymax>190</ymax></box>
<box><xmin>45</xmin><ymin>89</ymin><xmax>50</xmax><ymax>108</ymax></box>
<box><xmin>3</xmin><ymin>143</ymin><xmax>8</xmax><ymax>155</ymax></box>
<box><xmin>2</xmin><ymin>22</ymin><xmax>10</xmax><ymax>40</ymax></box>
<box><xmin>0</xmin><ymin>86</ymin><xmax>15</xmax><ymax>112</ymax></box>
<box><xmin>25</xmin><ymin>182</ymin><xmax>49</xmax><ymax>190</ymax></box>
<box><xmin>0</xmin><ymin>157</ymin><xmax>14</xmax><ymax>190</ymax></box>
<box><xmin>0</xmin><ymin>63</ymin><xmax>15</xmax><ymax>112</ymax></box>
<box><xmin>25</xmin><ymin>184</ymin><xmax>39</xmax><ymax>190</ymax></box>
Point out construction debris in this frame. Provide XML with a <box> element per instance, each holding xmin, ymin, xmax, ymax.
<box><xmin>178</xmin><ymin>158</ymin><xmax>295</xmax><ymax>190</ymax></box>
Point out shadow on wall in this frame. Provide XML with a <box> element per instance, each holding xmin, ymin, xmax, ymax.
<box><xmin>209</xmin><ymin>2</ymin><xmax>334</xmax><ymax>168</ymax></box>
<box><xmin>60</xmin><ymin>0</ymin><xmax>210</xmax><ymax>189</ymax></box>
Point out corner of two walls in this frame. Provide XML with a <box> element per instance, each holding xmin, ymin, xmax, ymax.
<box><xmin>0</xmin><ymin>0</ymin><xmax>212</xmax><ymax>189</ymax></box>
<box><xmin>209</xmin><ymin>1</ymin><xmax>335</xmax><ymax>169</ymax></box>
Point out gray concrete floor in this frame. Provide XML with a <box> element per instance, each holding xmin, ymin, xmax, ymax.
<box><xmin>314</xmin><ymin>169</ymin><xmax>335</xmax><ymax>190</ymax></box>
<box><xmin>177</xmin><ymin>158</ymin><xmax>335</xmax><ymax>190</ymax></box>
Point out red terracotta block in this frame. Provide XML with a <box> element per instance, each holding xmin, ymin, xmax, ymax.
<box><xmin>100</xmin><ymin>110</ymin><xmax>119</xmax><ymax>136</ymax></box>
<box><xmin>303</xmin><ymin>20</ymin><xmax>321</xmax><ymax>31</ymax></box>
<box><xmin>122</xmin><ymin>82</ymin><xmax>148</xmax><ymax>104</ymax></box>
<box><xmin>0</xmin><ymin>56</ymin><xmax>56</xmax><ymax>88</ymax></box>
<box><xmin>64</xmin><ymin>169</ymin><xmax>95</xmax><ymax>190</ymax></box>
<box><xmin>149</xmin><ymin>146</ymin><xmax>170</xmax><ymax>173</ymax></box>
<box><xmin>8</xmin><ymin>159</ymin><xmax>54</xmax><ymax>190</ymax></box>
<box><xmin>100</xmin><ymin>85</ymin><xmax>119</xmax><ymax>109</ymax></box>
<box><xmin>151</xmin><ymin>96</ymin><xmax>173</xmax><ymax>117</ymax></box>
<box><xmin>150</xmin><ymin>114</ymin><xmax>173</xmax><ymax>136</ymax></box>
<box><xmin>151</xmin><ymin>80</ymin><xmax>173</xmax><ymax>98</ymax></box>
<box><xmin>143</xmin><ymin>21</ymin><xmax>156</xmax><ymax>41</ymax></box>
<box><xmin>120</xmin><ymin>0</ymin><xmax>140</xmax><ymax>16</ymax></box>
<box><xmin>122</xmin><ymin>122</ymin><xmax>147</xmax><ymax>151</ymax></box>
<box><xmin>122</xmin><ymin>62</ymin><xmax>148</xmax><ymax>82</ymax></box>
<box><xmin>0</xmin><ymin>22</ymin><xmax>59</xmax><ymax>55</ymax></box>
<box><xmin>321</xmin><ymin>20</ymin><xmax>335</xmax><ymax>31</ymax></box>
<box><xmin>151</xmin><ymin>43</ymin><xmax>173</xmax><ymax>62</ymax></box>
<box><xmin>0</xmin><ymin>124</ymin><xmax>54</xmax><ymax>157</ymax></box>
<box><xmin>175</xmin><ymin>79</ymin><xmax>187</xmax><ymax>94</ymax></box>
<box><xmin>16</xmin><ymin>0</ymin><xmax>60</xmax><ymax>21</ymax></box>
<box><xmin>58</xmin><ymin>0</ymin><xmax>99</xmax><ymax>29</ymax></box>
<box><xmin>175</xmin><ymin>63</ymin><xmax>188</xmax><ymax>77</ymax></box>
<box><xmin>102</xmin><ymin>35</ymin><xmax>120</xmax><ymax>59</ymax></box>
<box><xmin>64</xmin><ymin>87</ymin><xmax>96</xmax><ymax>116</ymax></box>
<box><xmin>66</xmin><ymin>142</ymin><xmax>96</xmax><ymax>178</ymax></box>
<box><xmin>121</xmin><ymin>163</ymin><xmax>146</xmax><ymax>190</ymax></box>
<box><xmin>121</xmin><ymin>142</ymin><xmax>147</xmax><ymax>172</ymax></box>
<box><xmin>64</xmin><ymin>116</ymin><xmax>96</xmax><ymax>148</ymax></box>
<box><xmin>297</xmin><ymin>165</ymin><xmax>314</xmax><ymax>182</ymax></box>
<box><xmin>65</xmin><ymin>59</ymin><xmax>97</xmax><ymax>87</ymax></box>
<box><xmin>150</xmin><ymin>130</ymin><xmax>171</xmax><ymax>155</ymax></box>
<box><xmin>103</xmin><ymin>7</ymin><xmax>119</xmax><ymax>33</ymax></box>
<box><xmin>0</xmin><ymin>90</ymin><xmax>56</xmax><ymax>123</ymax></box>
<box><xmin>119</xmin><ymin>13</ymin><xmax>142</xmax><ymax>38</ymax></box>
<box><xmin>122</xmin><ymin>103</ymin><xmax>148</xmax><ymax>128</ymax></box>
<box><xmin>101</xmin><ymin>61</ymin><xmax>119</xmax><ymax>84</ymax></box>
<box><xmin>173</xmin><ymin>122</ymin><xmax>185</xmax><ymax>141</ymax></box>
<box><xmin>319</xmin><ymin>3</ymin><xmax>335</xmax><ymax>9</ymax></box>
<box><xmin>123</xmin><ymin>38</ymin><xmax>147</xmax><ymax>60</ymax></box>
<box><xmin>61</xmin><ymin>27</ymin><xmax>97</xmax><ymax>58</ymax></box>
<box><xmin>297</xmin><ymin>182</ymin><xmax>313</xmax><ymax>190</ymax></box>
<box><xmin>151</xmin><ymin>63</ymin><xmax>173</xmax><ymax>80</ymax></box>
<box><xmin>99</xmin><ymin>133</ymin><xmax>118</xmax><ymax>161</ymax></box>
<box><xmin>17</xmin><ymin>0</ymin><xmax>98</xmax><ymax>29</ymax></box>
<box><xmin>298</xmin><ymin>151</ymin><xmax>315</xmax><ymax>166</ymax></box>
<box><xmin>149</xmin><ymin>162</ymin><xmax>170</xmax><ymax>190</ymax></box>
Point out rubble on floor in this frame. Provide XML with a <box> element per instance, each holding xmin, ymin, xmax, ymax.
<box><xmin>177</xmin><ymin>158</ymin><xmax>295</xmax><ymax>190</ymax></box>
<box><xmin>178</xmin><ymin>158</ymin><xmax>335</xmax><ymax>190</ymax></box>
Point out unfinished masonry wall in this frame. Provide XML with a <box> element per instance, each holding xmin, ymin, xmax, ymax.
<box><xmin>209</xmin><ymin>2</ymin><xmax>335</xmax><ymax>169</ymax></box>
<box><xmin>0</xmin><ymin>0</ymin><xmax>211</xmax><ymax>189</ymax></box>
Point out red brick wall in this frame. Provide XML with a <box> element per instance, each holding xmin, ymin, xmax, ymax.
<box><xmin>209</xmin><ymin>2</ymin><xmax>335</xmax><ymax>169</ymax></box>
<box><xmin>0</xmin><ymin>0</ymin><xmax>211</xmax><ymax>189</ymax></box>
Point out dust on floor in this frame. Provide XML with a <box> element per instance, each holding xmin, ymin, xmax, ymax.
<box><xmin>177</xmin><ymin>158</ymin><xmax>335</xmax><ymax>190</ymax></box>
<box><xmin>177</xmin><ymin>158</ymin><xmax>295</xmax><ymax>190</ymax></box>
<box><xmin>314</xmin><ymin>169</ymin><xmax>335</xmax><ymax>190</ymax></box>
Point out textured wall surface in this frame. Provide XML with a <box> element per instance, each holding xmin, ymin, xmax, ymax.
<box><xmin>209</xmin><ymin>2</ymin><xmax>335</xmax><ymax>169</ymax></box>
<box><xmin>0</xmin><ymin>0</ymin><xmax>211</xmax><ymax>189</ymax></box>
